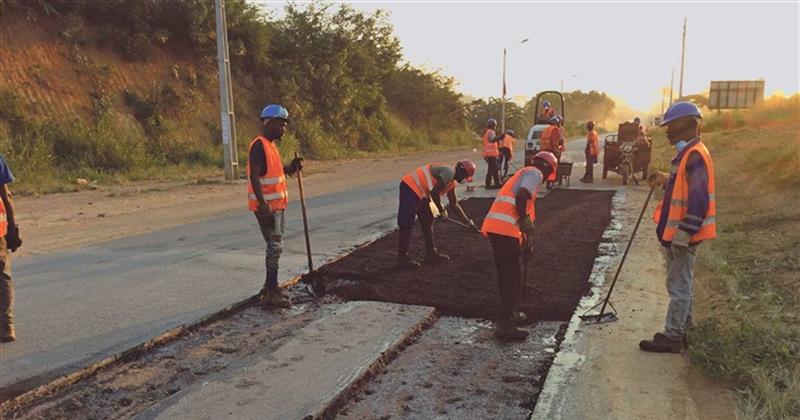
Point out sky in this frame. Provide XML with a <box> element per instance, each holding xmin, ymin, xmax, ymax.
<box><xmin>253</xmin><ymin>1</ymin><xmax>800</xmax><ymax>112</ymax></box>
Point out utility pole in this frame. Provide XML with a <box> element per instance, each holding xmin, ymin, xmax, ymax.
<box><xmin>501</xmin><ymin>47</ymin><xmax>507</xmax><ymax>133</ymax></box>
<box><xmin>669</xmin><ymin>67</ymin><xmax>675</xmax><ymax>106</ymax></box>
<box><xmin>215</xmin><ymin>0</ymin><xmax>238</xmax><ymax>180</ymax></box>
<box><xmin>678</xmin><ymin>17</ymin><xmax>687</xmax><ymax>99</ymax></box>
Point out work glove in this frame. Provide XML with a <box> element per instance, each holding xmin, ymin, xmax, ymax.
<box><xmin>647</xmin><ymin>171</ymin><xmax>669</xmax><ymax>189</ymax></box>
<box><xmin>438</xmin><ymin>208</ymin><xmax>449</xmax><ymax>221</ymax></box>
<box><xmin>671</xmin><ymin>230</ymin><xmax>692</xmax><ymax>248</ymax></box>
<box><xmin>5</xmin><ymin>225</ymin><xmax>21</xmax><ymax>253</ymax></box>
<box><xmin>256</xmin><ymin>203</ymin><xmax>275</xmax><ymax>230</ymax></box>
<box><xmin>518</xmin><ymin>215</ymin><xmax>535</xmax><ymax>236</ymax></box>
<box><xmin>285</xmin><ymin>156</ymin><xmax>304</xmax><ymax>175</ymax></box>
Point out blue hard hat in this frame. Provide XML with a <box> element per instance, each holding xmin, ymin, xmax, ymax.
<box><xmin>549</xmin><ymin>116</ymin><xmax>559</xmax><ymax>124</ymax></box>
<box><xmin>661</xmin><ymin>102</ymin><xmax>701</xmax><ymax>126</ymax></box>
<box><xmin>543</xmin><ymin>100</ymin><xmax>551</xmax><ymax>107</ymax></box>
<box><xmin>506</xmin><ymin>129</ymin><xmax>515</xmax><ymax>135</ymax></box>
<box><xmin>487</xmin><ymin>118</ymin><xmax>497</xmax><ymax>126</ymax></box>
<box><xmin>260</xmin><ymin>104</ymin><xmax>289</xmax><ymax>121</ymax></box>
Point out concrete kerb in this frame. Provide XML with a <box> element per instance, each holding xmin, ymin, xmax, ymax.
<box><xmin>0</xmin><ymin>227</ymin><xmax>401</xmax><ymax>411</ymax></box>
<box><xmin>530</xmin><ymin>188</ymin><xmax>628</xmax><ymax>420</ymax></box>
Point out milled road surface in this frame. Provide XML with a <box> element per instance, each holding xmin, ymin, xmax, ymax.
<box><xmin>0</xmin><ymin>146</ymin><xmax>542</xmax><ymax>397</ymax></box>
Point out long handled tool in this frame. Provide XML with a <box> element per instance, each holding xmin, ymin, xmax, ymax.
<box><xmin>580</xmin><ymin>186</ymin><xmax>655</xmax><ymax>324</ymax></box>
<box><xmin>295</xmin><ymin>152</ymin><xmax>325</xmax><ymax>297</ymax></box>
<box><xmin>445</xmin><ymin>217</ymin><xmax>481</xmax><ymax>234</ymax></box>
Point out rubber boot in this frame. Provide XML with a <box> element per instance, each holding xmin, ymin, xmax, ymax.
<box><xmin>0</xmin><ymin>321</ymin><xmax>15</xmax><ymax>343</ymax></box>
<box><xmin>494</xmin><ymin>319</ymin><xmax>529</xmax><ymax>342</ymax></box>
<box><xmin>396</xmin><ymin>228</ymin><xmax>420</xmax><ymax>269</ymax></box>
<box><xmin>261</xmin><ymin>270</ymin><xmax>291</xmax><ymax>308</ymax></box>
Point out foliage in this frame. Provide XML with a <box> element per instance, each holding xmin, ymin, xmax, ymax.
<box><xmin>465</xmin><ymin>98</ymin><xmax>527</xmax><ymax>136</ymax></box>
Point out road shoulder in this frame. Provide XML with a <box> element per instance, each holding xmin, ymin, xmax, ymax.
<box><xmin>533</xmin><ymin>186</ymin><xmax>736</xmax><ymax>420</ymax></box>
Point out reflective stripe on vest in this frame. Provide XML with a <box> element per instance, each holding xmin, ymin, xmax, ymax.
<box><xmin>483</xmin><ymin>129</ymin><xmax>499</xmax><ymax>157</ymax></box>
<box><xmin>652</xmin><ymin>142</ymin><xmax>717</xmax><ymax>242</ymax></box>
<box><xmin>481</xmin><ymin>167</ymin><xmax>539</xmax><ymax>240</ymax></box>
<box><xmin>247</xmin><ymin>136</ymin><xmax>289</xmax><ymax>211</ymax></box>
<box><xmin>0</xmin><ymin>199</ymin><xmax>6</xmax><ymax>237</ymax></box>
<box><xmin>401</xmin><ymin>164</ymin><xmax>455</xmax><ymax>199</ymax></box>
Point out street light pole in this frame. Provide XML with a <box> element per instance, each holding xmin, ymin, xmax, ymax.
<box><xmin>679</xmin><ymin>17</ymin><xmax>687</xmax><ymax>99</ymax></box>
<box><xmin>501</xmin><ymin>38</ymin><xmax>528</xmax><ymax>133</ymax></box>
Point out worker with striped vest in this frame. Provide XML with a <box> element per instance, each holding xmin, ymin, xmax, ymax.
<box><xmin>247</xmin><ymin>104</ymin><xmax>303</xmax><ymax>309</ymax></box>
<box><xmin>397</xmin><ymin>160</ymin><xmax>477</xmax><ymax>269</ymax></box>
<box><xmin>641</xmin><ymin>102</ymin><xmax>716</xmax><ymax>353</ymax></box>
<box><xmin>482</xmin><ymin>118</ymin><xmax>506</xmax><ymax>189</ymax></box>
<box><xmin>481</xmin><ymin>151</ymin><xmax>557</xmax><ymax>341</ymax></box>
<box><xmin>0</xmin><ymin>155</ymin><xmax>21</xmax><ymax>343</ymax></box>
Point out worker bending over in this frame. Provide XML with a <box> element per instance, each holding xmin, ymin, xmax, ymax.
<box><xmin>247</xmin><ymin>104</ymin><xmax>303</xmax><ymax>308</ymax></box>
<box><xmin>397</xmin><ymin>160</ymin><xmax>478</xmax><ymax>269</ymax></box>
<box><xmin>482</xmin><ymin>151</ymin><xmax>557</xmax><ymax>341</ymax></box>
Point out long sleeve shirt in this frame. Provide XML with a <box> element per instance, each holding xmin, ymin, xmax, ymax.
<box><xmin>656</xmin><ymin>138</ymin><xmax>710</xmax><ymax>247</ymax></box>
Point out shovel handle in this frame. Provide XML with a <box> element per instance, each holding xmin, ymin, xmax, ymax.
<box><xmin>295</xmin><ymin>152</ymin><xmax>313</xmax><ymax>273</ymax></box>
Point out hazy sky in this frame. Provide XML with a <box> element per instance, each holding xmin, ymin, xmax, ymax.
<box><xmin>255</xmin><ymin>1</ymin><xmax>799</xmax><ymax>112</ymax></box>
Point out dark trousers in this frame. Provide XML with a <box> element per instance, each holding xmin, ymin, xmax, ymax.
<box><xmin>498</xmin><ymin>147</ymin><xmax>512</xmax><ymax>177</ymax></box>
<box><xmin>0</xmin><ymin>237</ymin><xmax>13</xmax><ymax>334</ymax></box>
<box><xmin>488</xmin><ymin>233</ymin><xmax>521</xmax><ymax>321</ymax></box>
<box><xmin>397</xmin><ymin>182</ymin><xmax>435</xmax><ymax>257</ymax></box>
<box><xmin>485</xmin><ymin>156</ymin><xmax>500</xmax><ymax>188</ymax></box>
<box><xmin>583</xmin><ymin>153</ymin><xmax>595</xmax><ymax>180</ymax></box>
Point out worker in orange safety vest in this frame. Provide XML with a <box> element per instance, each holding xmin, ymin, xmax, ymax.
<box><xmin>481</xmin><ymin>151</ymin><xmax>557</xmax><ymax>341</ymax></box>
<box><xmin>397</xmin><ymin>160</ymin><xmax>478</xmax><ymax>269</ymax></box>
<box><xmin>581</xmin><ymin>121</ymin><xmax>600</xmax><ymax>183</ymax></box>
<box><xmin>641</xmin><ymin>102</ymin><xmax>716</xmax><ymax>353</ymax></box>
<box><xmin>498</xmin><ymin>129</ymin><xmax>517</xmax><ymax>178</ymax></box>
<box><xmin>482</xmin><ymin>118</ymin><xmax>506</xmax><ymax>189</ymax></box>
<box><xmin>247</xmin><ymin>104</ymin><xmax>304</xmax><ymax>309</ymax></box>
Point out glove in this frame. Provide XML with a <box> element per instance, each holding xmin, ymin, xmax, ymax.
<box><xmin>438</xmin><ymin>209</ymin><xmax>449</xmax><ymax>221</ymax></box>
<box><xmin>519</xmin><ymin>215</ymin><xmax>535</xmax><ymax>235</ymax></box>
<box><xmin>5</xmin><ymin>225</ymin><xmax>21</xmax><ymax>253</ymax></box>
<box><xmin>647</xmin><ymin>171</ymin><xmax>669</xmax><ymax>189</ymax></box>
<box><xmin>671</xmin><ymin>230</ymin><xmax>692</xmax><ymax>248</ymax></box>
<box><xmin>256</xmin><ymin>203</ymin><xmax>275</xmax><ymax>230</ymax></box>
<box><xmin>286</xmin><ymin>156</ymin><xmax>304</xmax><ymax>174</ymax></box>
<box><xmin>522</xmin><ymin>239</ymin><xmax>534</xmax><ymax>261</ymax></box>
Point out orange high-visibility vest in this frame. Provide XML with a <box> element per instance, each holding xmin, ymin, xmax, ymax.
<box><xmin>401</xmin><ymin>164</ymin><xmax>456</xmax><ymax>199</ymax></box>
<box><xmin>481</xmin><ymin>167</ymin><xmax>540</xmax><ymax>241</ymax></box>
<box><xmin>247</xmin><ymin>136</ymin><xmax>288</xmax><ymax>211</ymax></box>
<box><xmin>539</xmin><ymin>126</ymin><xmax>557</xmax><ymax>152</ymax></box>
<box><xmin>501</xmin><ymin>134</ymin><xmax>515</xmax><ymax>154</ymax></box>
<box><xmin>653</xmin><ymin>141</ymin><xmax>717</xmax><ymax>242</ymax></box>
<box><xmin>483</xmin><ymin>129</ymin><xmax>499</xmax><ymax>157</ymax></box>
<box><xmin>586</xmin><ymin>130</ymin><xmax>599</xmax><ymax>156</ymax></box>
<box><xmin>0</xmin><ymin>199</ymin><xmax>6</xmax><ymax>236</ymax></box>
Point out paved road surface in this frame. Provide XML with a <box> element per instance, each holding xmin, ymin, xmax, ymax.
<box><xmin>0</xmin><ymin>149</ymin><xmax>532</xmax><ymax>393</ymax></box>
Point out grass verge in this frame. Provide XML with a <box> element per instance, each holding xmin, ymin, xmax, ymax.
<box><xmin>649</xmin><ymin>96</ymin><xmax>800</xmax><ymax>419</ymax></box>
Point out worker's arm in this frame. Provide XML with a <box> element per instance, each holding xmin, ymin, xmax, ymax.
<box><xmin>515</xmin><ymin>188</ymin><xmax>533</xmax><ymax>221</ymax></box>
<box><xmin>446</xmin><ymin>189</ymin><xmax>472</xmax><ymax>225</ymax></box>
<box><xmin>1</xmin><ymin>183</ymin><xmax>21</xmax><ymax>252</ymax></box>
<box><xmin>248</xmin><ymin>141</ymin><xmax>270</xmax><ymax>215</ymax></box>
<box><xmin>680</xmin><ymin>151</ymin><xmax>710</xmax><ymax>236</ymax></box>
<box><xmin>490</xmin><ymin>132</ymin><xmax>505</xmax><ymax>143</ymax></box>
<box><xmin>429</xmin><ymin>181</ymin><xmax>446</xmax><ymax>214</ymax></box>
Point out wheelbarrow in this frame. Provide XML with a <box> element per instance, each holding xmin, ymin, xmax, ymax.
<box><xmin>557</xmin><ymin>159</ymin><xmax>573</xmax><ymax>187</ymax></box>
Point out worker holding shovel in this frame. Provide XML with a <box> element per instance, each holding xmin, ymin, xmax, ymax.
<box><xmin>481</xmin><ymin>151</ymin><xmax>557</xmax><ymax>341</ymax></box>
<box><xmin>396</xmin><ymin>160</ymin><xmax>478</xmax><ymax>269</ymax></box>
<box><xmin>247</xmin><ymin>104</ymin><xmax>303</xmax><ymax>309</ymax></box>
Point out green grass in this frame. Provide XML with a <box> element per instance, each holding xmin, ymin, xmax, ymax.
<box><xmin>649</xmin><ymin>107</ymin><xmax>800</xmax><ymax>419</ymax></box>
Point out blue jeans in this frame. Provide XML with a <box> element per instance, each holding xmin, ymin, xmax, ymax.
<box><xmin>663</xmin><ymin>244</ymin><xmax>698</xmax><ymax>339</ymax></box>
<box><xmin>255</xmin><ymin>210</ymin><xmax>285</xmax><ymax>289</ymax></box>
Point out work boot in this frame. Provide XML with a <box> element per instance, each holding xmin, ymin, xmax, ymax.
<box><xmin>424</xmin><ymin>250</ymin><xmax>450</xmax><ymax>264</ymax></box>
<box><xmin>580</xmin><ymin>178</ymin><xmax>593</xmax><ymax>183</ymax></box>
<box><xmin>261</xmin><ymin>288</ymin><xmax>292</xmax><ymax>309</ymax></box>
<box><xmin>0</xmin><ymin>323</ymin><xmax>15</xmax><ymax>343</ymax></box>
<box><xmin>639</xmin><ymin>332</ymin><xmax>682</xmax><ymax>353</ymax></box>
<box><xmin>396</xmin><ymin>255</ymin><xmax>421</xmax><ymax>269</ymax></box>
<box><xmin>494</xmin><ymin>319</ymin><xmax>529</xmax><ymax>342</ymax></box>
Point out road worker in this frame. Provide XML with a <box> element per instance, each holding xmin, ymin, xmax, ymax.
<box><xmin>397</xmin><ymin>160</ymin><xmax>478</xmax><ymax>269</ymax></box>
<box><xmin>580</xmin><ymin>121</ymin><xmax>600</xmax><ymax>183</ymax></box>
<box><xmin>557</xmin><ymin>116</ymin><xmax>567</xmax><ymax>153</ymax></box>
<box><xmin>538</xmin><ymin>116</ymin><xmax>561</xmax><ymax>185</ymax></box>
<box><xmin>498</xmin><ymin>129</ymin><xmax>517</xmax><ymax>178</ymax></box>
<box><xmin>0</xmin><ymin>155</ymin><xmax>21</xmax><ymax>343</ymax></box>
<box><xmin>640</xmin><ymin>102</ymin><xmax>716</xmax><ymax>353</ymax></box>
<box><xmin>540</xmin><ymin>99</ymin><xmax>555</xmax><ymax>122</ymax></box>
<box><xmin>482</xmin><ymin>118</ymin><xmax>505</xmax><ymax>189</ymax></box>
<box><xmin>248</xmin><ymin>104</ymin><xmax>303</xmax><ymax>308</ymax></box>
<box><xmin>482</xmin><ymin>151</ymin><xmax>557</xmax><ymax>341</ymax></box>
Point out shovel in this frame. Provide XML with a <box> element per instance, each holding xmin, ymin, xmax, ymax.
<box><xmin>294</xmin><ymin>152</ymin><xmax>325</xmax><ymax>297</ymax></box>
<box><xmin>428</xmin><ymin>199</ymin><xmax>480</xmax><ymax>234</ymax></box>
<box><xmin>580</xmin><ymin>186</ymin><xmax>655</xmax><ymax>324</ymax></box>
